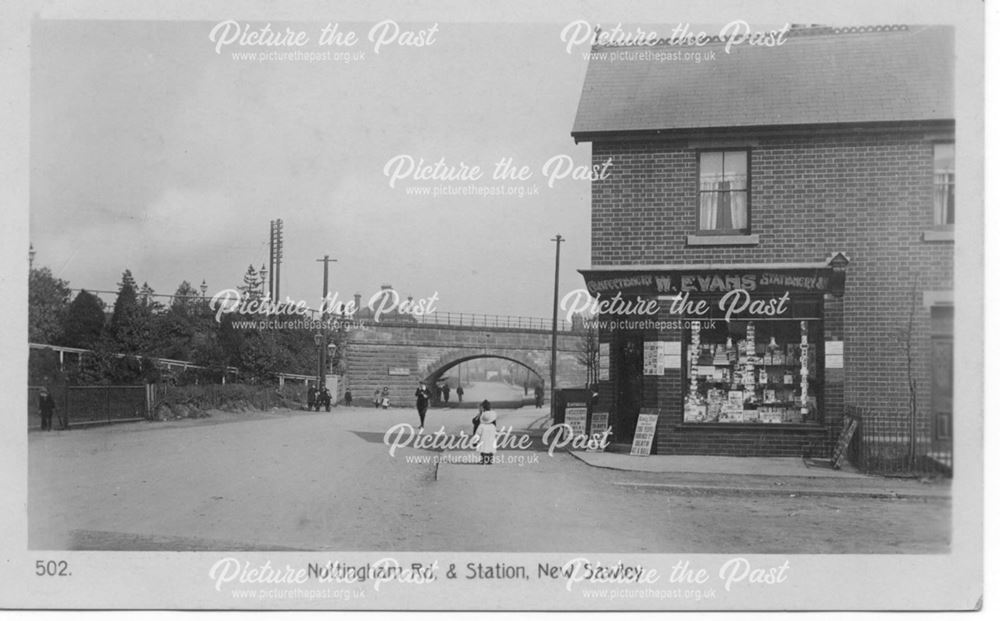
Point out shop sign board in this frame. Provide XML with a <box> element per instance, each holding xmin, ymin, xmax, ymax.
<box><xmin>581</xmin><ymin>267</ymin><xmax>838</xmax><ymax>297</ymax></box>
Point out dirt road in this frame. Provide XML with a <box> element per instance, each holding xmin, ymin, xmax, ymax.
<box><xmin>28</xmin><ymin>407</ymin><xmax>949</xmax><ymax>552</ymax></box>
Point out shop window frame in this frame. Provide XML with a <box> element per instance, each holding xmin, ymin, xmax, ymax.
<box><xmin>678</xmin><ymin>295</ymin><xmax>826</xmax><ymax>428</ymax></box>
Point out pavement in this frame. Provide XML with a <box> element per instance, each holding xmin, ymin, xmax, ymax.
<box><xmin>564</xmin><ymin>449</ymin><xmax>951</xmax><ymax>500</ymax></box>
<box><xmin>419</xmin><ymin>410</ymin><xmax>951</xmax><ymax>500</ymax></box>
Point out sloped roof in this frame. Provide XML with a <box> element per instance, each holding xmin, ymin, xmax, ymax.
<box><xmin>571</xmin><ymin>25</ymin><xmax>954</xmax><ymax>138</ymax></box>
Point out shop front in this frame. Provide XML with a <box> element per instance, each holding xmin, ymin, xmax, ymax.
<box><xmin>580</xmin><ymin>255</ymin><xmax>849</xmax><ymax>456</ymax></box>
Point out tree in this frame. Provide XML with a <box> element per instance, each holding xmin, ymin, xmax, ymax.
<box><xmin>238</xmin><ymin>264</ymin><xmax>266</xmax><ymax>302</ymax></box>
<box><xmin>62</xmin><ymin>289</ymin><xmax>106</xmax><ymax>348</ymax></box>
<box><xmin>170</xmin><ymin>280</ymin><xmax>201</xmax><ymax>315</ymax></box>
<box><xmin>576</xmin><ymin>323</ymin><xmax>600</xmax><ymax>389</ymax></box>
<box><xmin>28</xmin><ymin>267</ymin><xmax>72</xmax><ymax>344</ymax></box>
<box><xmin>896</xmin><ymin>276</ymin><xmax>921</xmax><ymax>472</ymax></box>
<box><xmin>138</xmin><ymin>281</ymin><xmax>163</xmax><ymax>313</ymax></box>
<box><xmin>108</xmin><ymin>269</ymin><xmax>153</xmax><ymax>354</ymax></box>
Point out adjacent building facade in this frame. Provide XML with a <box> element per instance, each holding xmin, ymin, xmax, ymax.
<box><xmin>572</xmin><ymin>25</ymin><xmax>954</xmax><ymax>459</ymax></box>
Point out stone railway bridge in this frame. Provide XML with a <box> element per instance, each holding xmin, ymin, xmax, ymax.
<box><xmin>343</xmin><ymin>322</ymin><xmax>588</xmax><ymax>408</ymax></box>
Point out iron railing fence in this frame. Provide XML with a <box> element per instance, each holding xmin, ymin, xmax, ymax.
<box><xmin>28</xmin><ymin>385</ymin><xmax>147</xmax><ymax>429</ymax></box>
<box><xmin>844</xmin><ymin>405</ymin><xmax>952</xmax><ymax>477</ymax></box>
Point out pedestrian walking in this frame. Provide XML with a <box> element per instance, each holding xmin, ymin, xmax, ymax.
<box><xmin>443</xmin><ymin>384</ymin><xmax>451</xmax><ymax>403</ymax></box>
<box><xmin>344</xmin><ymin>388</ymin><xmax>353</xmax><ymax>407</ymax></box>
<box><xmin>38</xmin><ymin>387</ymin><xmax>56</xmax><ymax>431</ymax></box>
<box><xmin>474</xmin><ymin>407</ymin><xmax>498</xmax><ymax>465</ymax></box>
<box><xmin>456</xmin><ymin>385</ymin><xmax>464</xmax><ymax>403</ymax></box>
<box><xmin>534</xmin><ymin>385</ymin><xmax>544</xmax><ymax>409</ymax></box>
<box><xmin>381</xmin><ymin>386</ymin><xmax>391</xmax><ymax>409</ymax></box>
<box><xmin>307</xmin><ymin>385</ymin><xmax>317</xmax><ymax>411</ymax></box>
<box><xmin>414</xmin><ymin>382</ymin><xmax>430</xmax><ymax>432</ymax></box>
<box><xmin>373</xmin><ymin>387</ymin><xmax>382</xmax><ymax>408</ymax></box>
<box><xmin>321</xmin><ymin>387</ymin><xmax>332</xmax><ymax>412</ymax></box>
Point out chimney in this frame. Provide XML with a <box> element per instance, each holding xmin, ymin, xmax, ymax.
<box><xmin>354</xmin><ymin>293</ymin><xmax>362</xmax><ymax>311</ymax></box>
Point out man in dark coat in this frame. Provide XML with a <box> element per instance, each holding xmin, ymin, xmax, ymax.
<box><xmin>38</xmin><ymin>388</ymin><xmax>56</xmax><ymax>431</ymax></box>
<box><xmin>414</xmin><ymin>382</ymin><xmax>430</xmax><ymax>431</ymax></box>
<box><xmin>307</xmin><ymin>385</ymin><xmax>317</xmax><ymax>411</ymax></box>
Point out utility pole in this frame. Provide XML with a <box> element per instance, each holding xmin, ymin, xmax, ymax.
<box><xmin>269</xmin><ymin>219</ymin><xmax>284</xmax><ymax>300</ymax></box>
<box><xmin>550</xmin><ymin>234</ymin><xmax>564</xmax><ymax>420</ymax></box>
<box><xmin>316</xmin><ymin>255</ymin><xmax>337</xmax><ymax>390</ymax></box>
<box><xmin>268</xmin><ymin>222</ymin><xmax>274</xmax><ymax>299</ymax></box>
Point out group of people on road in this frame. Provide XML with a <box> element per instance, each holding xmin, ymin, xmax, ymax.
<box><xmin>429</xmin><ymin>382</ymin><xmax>464</xmax><ymax>403</ymax></box>
<box><xmin>306</xmin><ymin>385</ymin><xmax>333</xmax><ymax>412</ymax></box>
<box><xmin>413</xmin><ymin>380</ymin><xmax>496</xmax><ymax>465</ymax></box>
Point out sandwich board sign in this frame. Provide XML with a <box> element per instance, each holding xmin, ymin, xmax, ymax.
<box><xmin>564</xmin><ymin>403</ymin><xmax>588</xmax><ymax>438</ymax></box>
<box><xmin>587</xmin><ymin>411</ymin><xmax>610</xmax><ymax>452</ymax></box>
<box><xmin>630</xmin><ymin>412</ymin><xmax>659</xmax><ymax>456</ymax></box>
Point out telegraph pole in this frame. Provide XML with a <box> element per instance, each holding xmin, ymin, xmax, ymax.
<box><xmin>268</xmin><ymin>222</ymin><xmax>275</xmax><ymax>299</ymax></box>
<box><xmin>550</xmin><ymin>234</ymin><xmax>564</xmax><ymax>420</ymax></box>
<box><xmin>274</xmin><ymin>219</ymin><xmax>283</xmax><ymax>300</ymax></box>
<box><xmin>269</xmin><ymin>219</ymin><xmax>284</xmax><ymax>300</ymax></box>
<box><xmin>316</xmin><ymin>254</ymin><xmax>337</xmax><ymax>390</ymax></box>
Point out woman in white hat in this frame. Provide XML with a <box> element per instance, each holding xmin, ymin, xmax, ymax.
<box><xmin>474</xmin><ymin>405</ymin><xmax>498</xmax><ymax>465</ymax></box>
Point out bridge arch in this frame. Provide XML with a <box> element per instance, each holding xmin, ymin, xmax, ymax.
<box><xmin>422</xmin><ymin>350</ymin><xmax>545</xmax><ymax>389</ymax></box>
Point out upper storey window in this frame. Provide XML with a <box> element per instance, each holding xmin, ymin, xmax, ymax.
<box><xmin>698</xmin><ymin>150</ymin><xmax>749</xmax><ymax>234</ymax></box>
<box><xmin>933</xmin><ymin>143</ymin><xmax>955</xmax><ymax>226</ymax></box>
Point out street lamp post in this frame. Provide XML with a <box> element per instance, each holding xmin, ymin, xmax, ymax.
<box><xmin>550</xmin><ymin>234</ymin><xmax>564</xmax><ymax>421</ymax></box>
<box><xmin>313</xmin><ymin>332</ymin><xmax>324</xmax><ymax>389</ymax></box>
<box><xmin>316</xmin><ymin>255</ymin><xmax>337</xmax><ymax>390</ymax></box>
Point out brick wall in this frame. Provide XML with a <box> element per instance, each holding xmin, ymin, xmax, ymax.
<box><xmin>343</xmin><ymin>324</ymin><xmax>589</xmax><ymax>407</ymax></box>
<box><xmin>589</xmin><ymin>131</ymin><xmax>954</xmax><ymax>453</ymax></box>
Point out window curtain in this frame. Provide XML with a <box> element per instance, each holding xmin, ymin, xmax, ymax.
<box><xmin>699</xmin><ymin>179</ymin><xmax>719</xmax><ymax>230</ymax></box>
<box><xmin>933</xmin><ymin>171</ymin><xmax>953</xmax><ymax>225</ymax></box>
<box><xmin>700</xmin><ymin>174</ymin><xmax>747</xmax><ymax>231</ymax></box>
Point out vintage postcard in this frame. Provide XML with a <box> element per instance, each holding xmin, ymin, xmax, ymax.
<box><xmin>0</xmin><ymin>0</ymin><xmax>986</xmax><ymax>612</ymax></box>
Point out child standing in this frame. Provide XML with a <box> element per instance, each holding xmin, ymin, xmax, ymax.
<box><xmin>474</xmin><ymin>409</ymin><xmax>498</xmax><ymax>465</ymax></box>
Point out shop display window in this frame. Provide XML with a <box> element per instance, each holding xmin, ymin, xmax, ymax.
<box><xmin>682</xmin><ymin>317</ymin><xmax>822</xmax><ymax>424</ymax></box>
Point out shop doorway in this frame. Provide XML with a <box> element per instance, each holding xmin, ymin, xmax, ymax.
<box><xmin>613</xmin><ymin>333</ymin><xmax>643</xmax><ymax>443</ymax></box>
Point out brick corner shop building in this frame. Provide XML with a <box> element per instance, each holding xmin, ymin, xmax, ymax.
<box><xmin>571</xmin><ymin>25</ymin><xmax>954</xmax><ymax>461</ymax></box>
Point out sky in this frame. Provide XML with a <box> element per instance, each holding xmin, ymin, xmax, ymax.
<box><xmin>29</xmin><ymin>19</ymin><xmax>594</xmax><ymax>318</ymax></box>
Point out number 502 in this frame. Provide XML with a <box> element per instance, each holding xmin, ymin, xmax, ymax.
<box><xmin>35</xmin><ymin>560</ymin><xmax>70</xmax><ymax>576</ymax></box>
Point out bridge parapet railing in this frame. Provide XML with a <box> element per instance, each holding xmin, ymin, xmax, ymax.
<box><xmin>377</xmin><ymin>312</ymin><xmax>575</xmax><ymax>332</ymax></box>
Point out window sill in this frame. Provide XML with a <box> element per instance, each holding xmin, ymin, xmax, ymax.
<box><xmin>922</xmin><ymin>229</ymin><xmax>954</xmax><ymax>242</ymax></box>
<box><xmin>687</xmin><ymin>234</ymin><xmax>759</xmax><ymax>246</ymax></box>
